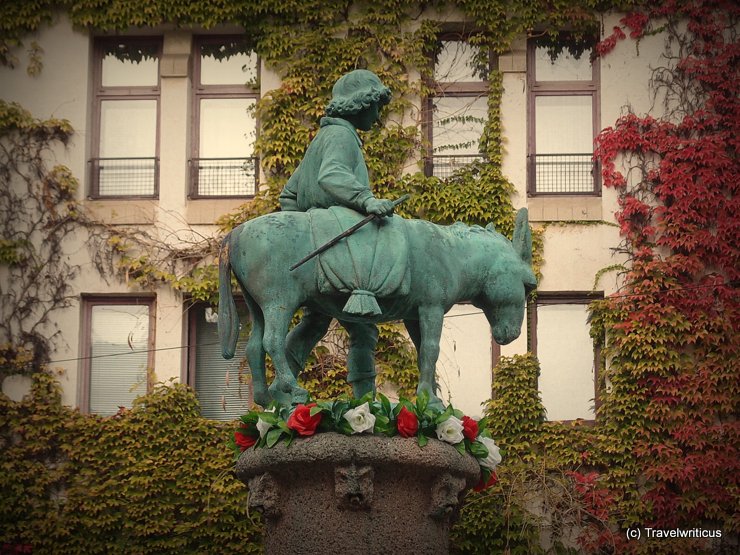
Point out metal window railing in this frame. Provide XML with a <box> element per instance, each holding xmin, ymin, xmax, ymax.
<box><xmin>531</xmin><ymin>153</ymin><xmax>596</xmax><ymax>194</ymax></box>
<box><xmin>190</xmin><ymin>157</ymin><xmax>258</xmax><ymax>198</ymax></box>
<box><xmin>89</xmin><ymin>157</ymin><xmax>158</xmax><ymax>198</ymax></box>
<box><xmin>430</xmin><ymin>154</ymin><xmax>485</xmax><ymax>179</ymax></box>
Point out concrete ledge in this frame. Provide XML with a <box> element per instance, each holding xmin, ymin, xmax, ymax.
<box><xmin>84</xmin><ymin>200</ymin><xmax>157</xmax><ymax>224</ymax></box>
<box><xmin>528</xmin><ymin>195</ymin><xmax>603</xmax><ymax>222</ymax></box>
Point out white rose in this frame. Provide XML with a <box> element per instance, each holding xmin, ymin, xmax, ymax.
<box><xmin>478</xmin><ymin>436</ymin><xmax>502</xmax><ymax>470</ymax></box>
<box><xmin>343</xmin><ymin>402</ymin><xmax>376</xmax><ymax>434</ymax></box>
<box><xmin>435</xmin><ymin>416</ymin><xmax>464</xmax><ymax>444</ymax></box>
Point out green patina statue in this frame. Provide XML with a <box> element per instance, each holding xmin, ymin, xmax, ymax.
<box><xmin>219</xmin><ymin>69</ymin><xmax>537</xmax><ymax>408</ymax></box>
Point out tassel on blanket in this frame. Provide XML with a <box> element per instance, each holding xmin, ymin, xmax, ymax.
<box><xmin>342</xmin><ymin>289</ymin><xmax>382</xmax><ymax>316</ymax></box>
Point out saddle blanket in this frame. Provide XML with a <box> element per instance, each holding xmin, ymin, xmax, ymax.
<box><xmin>308</xmin><ymin>206</ymin><xmax>410</xmax><ymax>316</ymax></box>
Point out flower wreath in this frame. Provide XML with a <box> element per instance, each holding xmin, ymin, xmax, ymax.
<box><xmin>230</xmin><ymin>391</ymin><xmax>501</xmax><ymax>491</ymax></box>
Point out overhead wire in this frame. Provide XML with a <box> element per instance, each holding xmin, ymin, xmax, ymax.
<box><xmin>34</xmin><ymin>280</ymin><xmax>736</xmax><ymax>367</ymax></box>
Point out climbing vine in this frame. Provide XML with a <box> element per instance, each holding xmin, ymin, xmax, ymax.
<box><xmin>1</xmin><ymin>1</ymin><xmax>737</xmax><ymax>554</ymax></box>
<box><xmin>0</xmin><ymin>101</ymin><xmax>78</xmax><ymax>369</ymax></box>
<box><xmin>0</xmin><ymin>372</ymin><xmax>262</xmax><ymax>554</ymax></box>
<box><xmin>588</xmin><ymin>1</ymin><xmax>738</xmax><ymax>551</ymax></box>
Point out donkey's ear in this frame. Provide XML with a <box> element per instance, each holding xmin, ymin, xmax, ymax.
<box><xmin>512</xmin><ymin>208</ymin><xmax>532</xmax><ymax>266</ymax></box>
<box><xmin>485</xmin><ymin>222</ymin><xmax>496</xmax><ymax>232</ymax></box>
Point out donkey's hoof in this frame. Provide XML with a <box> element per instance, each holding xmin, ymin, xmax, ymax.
<box><xmin>268</xmin><ymin>379</ymin><xmax>310</xmax><ymax>408</ymax></box>
<box><xmin>350</xmin><ymin>378</ymin><xmax>376</xmax><ymax>400</ymax></box>
<box><xmin>268</xmin><ymin>385</ymin><xmax>292</xmax><ymax>408</ymax></box>
<box><xmin>291</xmin><ymin>387</ymin><xmax>309</xmax><ymax>405</ymax></box>
<box><xmin>427</xmin><ymin>395</ymin><xmax>445</xmax><ymax>412</ymax></box>
<box><xmin>253</xmin><ymin>390</ymin><xmax>272</xmax><ymax>409</ymax></box>
<box><xmin>417</xmin><ymin>384</ymin><xmax>445</xmax><ymax>411</ymax></box>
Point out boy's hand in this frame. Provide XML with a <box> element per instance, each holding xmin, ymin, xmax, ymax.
<box><xmin>364</xmin><ymin>197</ymin><xmax>395</xmax><ymax>217</ymax></box>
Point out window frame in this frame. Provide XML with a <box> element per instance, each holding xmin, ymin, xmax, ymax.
<box><xmin>528</xmin><ymin>291</ymin><xmax>602</xmax><ymax>422</ymax></box>
<box><xmin>526</xmin><ymin>38</ymin><xmax>601</xmax><ymax>196</ymax></box>
<box><xmin>189</xmin><ymin>35</ymin><xmax>260</xmax><ymax>199</ymax></box>
<box><xmin>89</xmin><ymin>36</ymin><xmax>162</xmax><ymax>200</ymax></box>
<box><xmin>79</xmin><ymin>295</ymin><xmax>156</xmax><ymax>414</ymax></box>
<box><xmin>423</xmin><ymin>32</ymin><xmax>493</xmax><ymax>178</ymax></box>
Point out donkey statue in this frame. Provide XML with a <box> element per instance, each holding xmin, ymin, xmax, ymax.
<box><xmin>219</xmin><ymin>207</ymin><xmax>537</xmax><ymax>408</ymax></box>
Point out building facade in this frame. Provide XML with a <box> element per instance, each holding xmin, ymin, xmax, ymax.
<box><xmin>0</xmin><ymin>7</ymin><xmax>665</xmax><ymax>422</ymax></box>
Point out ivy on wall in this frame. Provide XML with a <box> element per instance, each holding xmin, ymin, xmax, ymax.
<box><xmin>0</xmin><ymin>102</ymin><xmax>79</xmax><ymax>368</ymax></box>
<box><xmin>0</xmin><ymin>372</ymin><xmax>262</xmax><ymax>554</ymax></box>
<box><xmin>587</xmin><ymin>1</ymin><xmax>739</xmax><ymax>551</ymax></box>
<box><xmin>1</xmin><ymin>0</ymin><xmax>738</xmax><ymax>554</ymax></box>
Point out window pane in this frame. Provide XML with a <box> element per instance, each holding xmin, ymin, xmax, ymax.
<box><xmin>535</xmin><ymin>95</ymin><xmax>593</xmax><ymax>154</ymax></box>
<box><xmin>199</xmin><ymin>98</ymin><xmax>255</xmax><ymax>158</ymax></box>
<box><xmin>100</xmin><ymin>100</ymin><xmax>157</xmax><ymax>157</ymax></box>
<box><xmin>435</xmin><ymin>40</ymin><xmax>488</xmax><ymax>82</ymax></box>
<box><xmin>102</xmin><ymin>43</ymin><xmax>159</xmax><ymax>87</ymax></box>
<box><xmin>193</xmin><ymin>305</ymin><xmax>250</xmax><ymax>420</ymax></box>
<box><xmin>537</xmin><ymin>303</ymin><xmax>595</xmax><ymax>421</ymax></box>
<box><xmin>432</xmin><ymin>95</ymin><xmax>487</xmax><ymax>155</ymax></box>
<box><xmin>535</xmin><ymin>47</ymin><xmax>592</xmax><ymax>81</ymax></box>
<box><xmin>98</xmin><ymin>100</ymin><xmax>157</xmax><ymax>196</ymax></box>
<box><xmin>89</xmin><ymin>304</ymin><xmax>150</xmax><ymax>416</ymax></box>
<box><xmin>437</xmin><ymin>304</ymin><xmax>491</xmax><ymax>419</ymax></box>
<box><xmin>200</xmin><ymin>41</ymin><xmax>257</xmax><ymax>85</ymax></box>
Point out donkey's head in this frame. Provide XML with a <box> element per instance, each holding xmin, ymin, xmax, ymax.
<box><xmin>483</xmin><ymin>208</ymin><xmax>537</xmax><ymax>345</ymax></box>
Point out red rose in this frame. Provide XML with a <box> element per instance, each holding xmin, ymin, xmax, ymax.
<box><xmin>235</xmin><ymin>430</ymin><xmax>257</xmax><ymax>451</ymax></box>
<box><xmin>473</xmin><ymin>472</ymin><xmax>498</xmax><ymax>492</ymax></box>
<box><xmin>461</xmin><ymin>415</ymin><xmax>479</xmax><ymax>442</ymax></box>
<box><xmin>287</xmin><ymin>403</ymin><xmax>322</xmax><ymax>436</ymax></box>
<box><xmin>396</xmin><ymin>406</ymin><xmax>418</xmax><ymax>438</ymax></box>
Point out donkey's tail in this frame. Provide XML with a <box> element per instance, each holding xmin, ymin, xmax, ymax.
<box><xmin>218</xmin><ymin>233</ymin><xmax>239</xmax><ymax>359</ymax></box>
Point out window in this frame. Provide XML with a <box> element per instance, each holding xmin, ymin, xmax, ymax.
<box><xmin>80</xmin><ymin>297</ymin><xmax>155</xmax><ymax>415</ymax></box>
<box><xmin>187</xmin><ymin>303</ymin><xmax>251</xmax><ymax>420</ymax></box>
<box><xmin>530</xmin><ymin>293</ymin><xmax>601</xmax><ymax>421</ymax></box>
<box><xmin>527</xmin><ymin>37</ymin><xmax>600</xmax><ymax>194</ymax></box>
<box><xmin>190</xmin><ymin>36</ymin><xmax>259</xmax><ymax>198</ymax></box>
<box><xmin>437</xmin><ymin>304</ymin><xmax>494</xmax><ymax>419</ymax></box>
<box><xmin>425</xmin><ymin>36</ymin><xmax>490</xmax><ymax>179</ymax></box>
<box><xmin>90</xmin><ymin>38</ymin><xmax>161</xmax><ymax>198</ymax></box>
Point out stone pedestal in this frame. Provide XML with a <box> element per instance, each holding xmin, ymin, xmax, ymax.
<box><xmin>235</xmin><ymin>432</ymin><xmax>480</xmax><ymax>554</ymax></box>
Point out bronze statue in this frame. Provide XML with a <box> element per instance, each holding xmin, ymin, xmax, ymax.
<box><xmin>219</xmin><ymin>70</ymin><xmax>536</xmax><ymax>408</ymax></box>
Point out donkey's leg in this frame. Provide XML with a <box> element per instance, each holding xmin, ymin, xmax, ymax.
<box><xmin>242</xmin><ymin>291</ymin><xmax>271</xmax><ymax>408</ymax></box>
<box><xmin>414</xmin><ymin>306</ymin><xmax>445</xmax><ymax>410</ymax></box>
<box><xmin>262</xmin><ymin>305</ymin><xmax>309</xmax><ymax>406</ymax></box>
<box><xmin>342</xmin><ymin>321</ymin><xmax>378</xmax><ymax>399</ymax></box>
<box><xmin>285</xmin><ymin>309</ymin><xmax>332</xmax><ymax>379</ymax></box>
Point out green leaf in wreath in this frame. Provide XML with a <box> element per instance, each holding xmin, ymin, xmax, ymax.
<box><xmin>266</xmin><ymin>428</ymin><xmax>284</xmax><ymax>448</ymax></box>
<box><xmin>378</xmin><ymin>392</ymin><xmax>392</xmax><ymax>414</ymax></box>
<box><xmin>416</xmin><ymin>390</ymin><xmax>429</xmax><ymax>415</ymax></box>
<box><xmin>469</xmin><ymin>440</ymin><xmax>489</xmax><ymax>459</ymax></box>
<box><xmin>257</xmin><ymin>412</ymin><xmax>278</xmax><ymax>425</ymax></box>
<box><xmin>435</xmin><ymin>405</ymin><xmax>454</xmax><ymax>425</ymax></box>
<box><xmin>374</xmin><ymin>414</ymin><xmax>390</xmax><ymax>434</ymax></box>
<box><xmin>240</xmin><ymin>412</ymin><xmax>259</xmax><ymax>426</ymax></box>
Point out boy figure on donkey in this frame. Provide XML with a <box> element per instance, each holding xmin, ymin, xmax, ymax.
<box><xmin>278</xmin><ymin>69</ymin><xmax>407</xmax><ymax>398</ymax></box>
